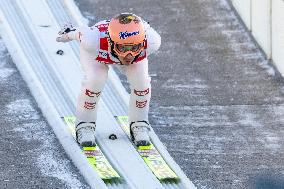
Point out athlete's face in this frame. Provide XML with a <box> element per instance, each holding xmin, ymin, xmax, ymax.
<box><xmin>113</xmin><ymin>42</ymin><xmax>143</xmax><ymax>65</ymax></box>
<box><xmin>118</xmin><ymin>53</ymin><xmax>135</xmax><ymax>65</ymax></box>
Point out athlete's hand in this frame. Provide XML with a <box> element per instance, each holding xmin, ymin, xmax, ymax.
<box><xmin>56</xmin><ymin>23</ymin><xmax>77</xmax><ymax>42</ymax></box>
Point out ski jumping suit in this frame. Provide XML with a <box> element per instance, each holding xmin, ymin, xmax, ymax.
<box><xmin>70</xmin><ymin>20</ymin><xmax>161</xmax><ymax>125</ymax></box>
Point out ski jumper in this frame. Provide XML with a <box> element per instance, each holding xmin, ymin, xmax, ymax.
<box><xmin>74</xmin><ymin>20</ymin><xmax>161</xmax><ymax>125</ymax></box>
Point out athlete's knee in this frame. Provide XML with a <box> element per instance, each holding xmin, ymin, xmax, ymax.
<box><xmin>129</xmin><ymin>75</ymin><xmax>151</xmax><ymax>90</ymax></box>
<box><xmin>82</xmin><ymin>70</ymin><xmax>108</xmax><ymax>87</ymax></box>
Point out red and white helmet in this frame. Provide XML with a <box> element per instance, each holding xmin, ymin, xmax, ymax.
<box><xmin>108</xmin><ymin>13</ymin><xmax>145</xmax><ymax>57</ymax></box>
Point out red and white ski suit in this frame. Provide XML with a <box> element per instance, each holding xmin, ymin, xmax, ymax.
<box><xmin>69</xmin><ymin>20</ymin><xmax>161</xmax><ymax>124</ymax></box>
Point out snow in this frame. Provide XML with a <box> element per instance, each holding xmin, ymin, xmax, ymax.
<box><xmin>264</xmin><ymin>134</ymin><xmax>281</xmax><ymax>152</ymax></box>
<box><xmin>163</xmin><ymin>83</ymin><xmax>208</xmax><ymax>90</ymax></box>
<box><xmin>82</xmin><ymin>11</ymin><xmax>95</xmax><ymax>22</ymax></box>
<box><xmin>38</xmin><ymin>151</ymin><xmax>85</xmax><ymax>189</ymax></box>
<box><xmin>204</xmin><ymin>0</ymin><xmax>279</xmax><ymax>112</ymax></box>
<box><xmin>6</xmin><ymin>99</ymin><xmax>40</xmax><ymax>120</ymax></box>
<box><xmin>0</xmin><ymin>68</ymin><xmax>15</xmax><ymax>80</ymax></box>
<box><xmin>0</xmin><ymin>39</ymin><xmax>6</xmax><ymax>53</ymax></box>
<box><xmin>8</xmin><ymin>99</ymin><xmax>85</xmax><ymax>189</ymax></box>
<box><xmin>217</xmin><ymin>0</ymin><xmax>276</xmax><ymax>77</ymax></box>
<box><xmin>0</xmin><ymin>40</ymin><xmax>15</xmax><ymax>80</ymax></box>
<box><xmin>237</xmin><ymin>106</ymin><xmax>263</xmax><ymax>128</ymax></box>
<box><xmin>259</xmin><ymin>59</ymin><xmax>275</xmax><ymax>76</ymax></box>
<box><xmin>1</xmin><ymin>35</ymin><xmax>87</xmax><ymax>188</ymax></box>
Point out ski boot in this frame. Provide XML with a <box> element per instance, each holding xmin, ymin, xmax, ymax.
<box><xmin>130</xmin><ymin>121</ymin><xmax>151</xmax><ymax>146</ymax></box>
<box><xmin>76</xmin><ymin>122</ymin><xmax>96</xmax><ymax>146</ymax></box>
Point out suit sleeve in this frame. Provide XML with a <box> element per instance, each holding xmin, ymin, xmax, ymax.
<box><xmin>66</xmin><ymin>25</ymin><xmax>100</xmax><ymax>55</ymax></box>
<box><xmin>144</xmin><ymin>22</ymin><xmax>161</xmax><ymax>56</ymax></box>
<box><xmin>77</xmin><ymin>26</ymin><xmax>100</xmax><ymax>54</ymax></box>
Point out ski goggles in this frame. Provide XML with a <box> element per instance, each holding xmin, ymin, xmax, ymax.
<box><xmin>113</xmin><ymin>43</ymin><xmax>144</xmax><ymax>57</ymax></box>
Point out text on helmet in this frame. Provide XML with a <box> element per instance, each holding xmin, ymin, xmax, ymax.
<box><xmin>119</xmin><ymin>31</ymin><xmax>140</xmax><ymax>40</ymax></box>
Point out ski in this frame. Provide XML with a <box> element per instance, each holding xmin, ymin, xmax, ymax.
<box><xmin>115</xmin><ymin>116</ymin><xmax>179</xmax><ymax>182</ymax></box>
<box><xmin>63</xmin><ymin>116</ymin><xmax>121</xmax><ymax>182</ymax></box>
